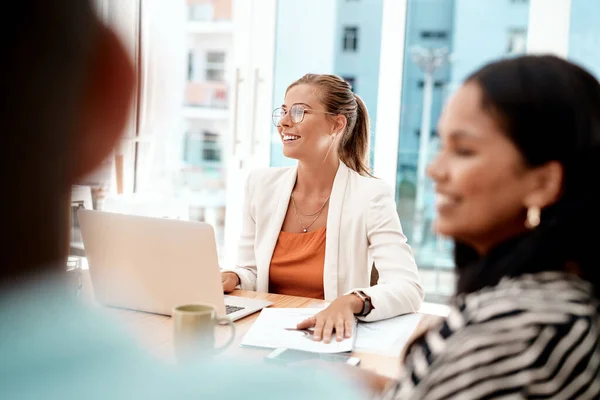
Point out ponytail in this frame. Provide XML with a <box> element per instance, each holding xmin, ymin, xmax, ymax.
<box><xmin>339</xmin><ymin>94</ymin><xmax>372</xmax><ymax>176</ymax></box>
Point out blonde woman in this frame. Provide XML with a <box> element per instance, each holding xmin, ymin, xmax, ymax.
<box><xmin>222</xmin><ymin>74</ymin><xmax>423</xmax><ymax>342</ymax></box>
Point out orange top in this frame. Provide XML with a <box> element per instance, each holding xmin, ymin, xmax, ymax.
<box><xmin>268</xmin><ymin>227</ymin><xmax>326</xmax><ymax>300</ymax></box>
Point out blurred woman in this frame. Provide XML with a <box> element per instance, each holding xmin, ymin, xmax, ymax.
<box><xmin>362</xmin><ymin>55</ymin><xmax>600</xmax><ymax>398</ymax></box>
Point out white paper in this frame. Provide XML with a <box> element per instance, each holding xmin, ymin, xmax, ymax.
<box><xmin>240</xmin><ymin>308</ymin><xmax>354</xmax><ymax>353</ymax></box>
<box><xmin>355</xmin><ymin>313</ymin><xmax>422</xmax><ymax>356</ymax></box>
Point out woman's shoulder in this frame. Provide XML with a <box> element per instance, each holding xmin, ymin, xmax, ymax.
<box><xmin>408</xmin><ymin>273</ymin><xmax>598</xmax><ymax>369</ymax></box>
<box><xmin>464</xmin><ymin>272</ymin><xmax>595</xmax><ymax>308</ymax></box>
<box><xmin>346</xmin><ymin>168</ymin><xmax>394</xmax><ymax>199</ymax></box>
<box><xmin>457</xmin><ymin>272</ymin><xmax>598</xmax><ymax>332</ymax></box>
<box><xmin>402</xmin><ymin>273</ymin><xmax>600</xmax><ymax>398</ymax></box>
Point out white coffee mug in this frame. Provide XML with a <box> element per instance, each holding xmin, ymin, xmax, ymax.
<box><xmin>172</xmin><ymin>304</ymin><xmax>235</xmax><ymax>362</ymax></box>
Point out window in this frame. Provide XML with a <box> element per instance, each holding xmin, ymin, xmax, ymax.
<box><xmin>394</xmin><ymin>0</ymin><xmax>534</xmax><ymax>303</ymax></box>
<box><xmin>205</xmin><ymin>51</ymin><xmax>226</xmax><ymax>82</ymax></box>
<box><xmin>506</xmin><ymin>28</ymin><xmax>527</xmax><ymax>54</ymax></box>
<box><xmin>417</xmin><ymin>80</ymin><xmax>445</xmax><ymax>89</ymax></box>
<box><xmin>104</xmin><ymin>0</ymin><xmax>578</xmax><ymax>306</ymax></box>
<box><xmin>183</xmin><ymin>131</ymin><xmax>221</xmax><ymax>166</ymax></box>
<box><xmin>187</xmin><ymin>52</ymin><xmax>194</xmax><ymax>81</ymax></box>
<box><xmin>414</xmin><ymin>129</ymin><xmax>437</xmax><ymax>138</ymax></box>
<box><xmin>420</xmin><ymin>30</ymin><xmax>448</xmax><ymax>39</ymax></box>
<box><xmin>342</xmin><ymin>76</ymin><xmax>356</xmax><ymax>91</ymax></box>
<box><xmin>202</xmin><ymin>131</ymin><xmax>221</xmax><ymax>162</ymax></box>
<box><xmin>342</xmin><ymin>26</ymin><xmax>359</xmax><ymax>51</ymax></box>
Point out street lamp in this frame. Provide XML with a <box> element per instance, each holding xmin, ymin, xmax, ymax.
<box><xmin>409</xmin><ymin>46</ymin><xmax>449</xmax><ymax>246</ymax></box>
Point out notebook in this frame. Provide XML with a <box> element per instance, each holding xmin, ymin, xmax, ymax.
<box><xmin>241</xmin><ymin>308</ymin><xmax>357</xmax><ymax>354</ymax></box>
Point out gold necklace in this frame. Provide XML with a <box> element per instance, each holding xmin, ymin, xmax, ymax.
<box><xmin>291</xmin><ymin>194</ymin><xmax>330</xmax><ymax>217</ymax></box>
<box><xmin>291</xmin><ymin>195</ymin><xmax>330</xmax><ymax>233</ymax></box>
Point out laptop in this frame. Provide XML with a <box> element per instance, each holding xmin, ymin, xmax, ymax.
<box><xmin>77</xmin><ymin>209</ymin><xmax>272</xmax><ymax>321</ymax></box>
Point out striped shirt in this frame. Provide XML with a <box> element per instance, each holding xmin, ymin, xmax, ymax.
<box><xmin>382</xmin><ymin>272</ymin><xmax>600</xmax><ymax>399</ymax></box>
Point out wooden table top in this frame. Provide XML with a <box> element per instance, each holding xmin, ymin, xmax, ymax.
<box><xmin>82</xmin><ymin>270</ymin><xmax>404</xmax><ymax>378</ymax></box>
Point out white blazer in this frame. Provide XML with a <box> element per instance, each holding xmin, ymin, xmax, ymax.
<box><xmin>226</xmin><ymin>162</ymin><xmax>423</xmax><ymax>321</ymax></box>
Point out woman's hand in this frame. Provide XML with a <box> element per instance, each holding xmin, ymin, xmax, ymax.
<box><xmin>221</xmin><ymin>272</ymin><xmax>240</xmax><ymax>293</ymax></box>
<box><xmin>296</xmin><ymin>294</ymin><xmax>363</xmax><ymax>343</ymax></box>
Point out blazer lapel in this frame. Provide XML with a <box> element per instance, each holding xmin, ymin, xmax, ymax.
<box><xmin>255</xmin><ymin>166</ymin><xmax>297</xmax><ymax>292</ymax></box>
<box><xmin>323</xmin><ymin>162</ymin><xmax>350</xmax><ymax>300</ymax></box>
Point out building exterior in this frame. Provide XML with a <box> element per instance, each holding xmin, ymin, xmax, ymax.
<box><xmin>568</xmin><ymin>0</ymin><xmax>600</xmax><ymax>78</ymax></box>
<box><xmin>334</xmin><ymin>0</ymin><xmax>384</xmax><ymax>161</ymax></box>
<box><xmin>269</xmin><ymin>0</ymin><xmax>384</xmax><ymax>167</ymax></box>
<box><xmin>396</xmin><ymin>0</ymin><xmax>455</xmax><ymax>247</ymax></box>
<box><xmin>269</xmin><ymin>0</ymin><xmax>339</xmax><ymax>167</ymax></box>
<box><xmin>182</xmin><ymin>0</ymin><xmax>233</xmax><ymax>240</ymax></box>
<box><xmin>450</xmin><ymin>0</ymin><xmax>529</xmax><ymax>88</ymax></box>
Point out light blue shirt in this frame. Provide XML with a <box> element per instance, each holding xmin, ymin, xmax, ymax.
<box><xmin>0</xmin><ymin>277</ymin><xmax>365</xmax><ymax>399</ymax></box>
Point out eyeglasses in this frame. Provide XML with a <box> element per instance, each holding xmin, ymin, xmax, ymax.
<box><xmin>272</xmin><ymin>104</ymin><xmax>336</xmax><ymax>127</ymax></box>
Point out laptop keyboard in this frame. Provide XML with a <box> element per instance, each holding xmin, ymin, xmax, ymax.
<box><xmin>226</xmin><ymin>305</ymin><xmax>245</xmax><ymax>315</ymax></box>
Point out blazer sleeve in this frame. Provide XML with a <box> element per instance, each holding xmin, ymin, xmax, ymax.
<box><xmin>355</xmin><ymin>183</ymin><xmax>424</xmax><ymax>322</ymax></box>
<box><xmin>222</xmin><ymin>171</ymin><xmax>258</xmax><ymax>290</ymax></box>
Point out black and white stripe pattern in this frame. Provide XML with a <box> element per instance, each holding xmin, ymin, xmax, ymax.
<box><xmin>381</xmin><ymin>272</ymin><xmax>600</xmax><ymax>399</ymax></box>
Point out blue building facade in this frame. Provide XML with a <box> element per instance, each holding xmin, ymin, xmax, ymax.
<box><xmin>334</xmin><ymin>0</ymin><xmax>383</xmax><ymax>162</ymax></box>
<box><xmin>450</xmin><ymin>0</ymin><xmax>530</xmax><ymax>87</ymax></box>
<box><xmin>269</xmin><ymin>0</ymin><xmax>383</xmax><ymax>168</ymax></box>
<box><xmin>568</xmin><ymin>0</ymin><xmax>600</xmax><ymax>79</ymax></box>
<box><xmin>396</xmin><ymin>0</ymin><xmax>529</xmax><ymax>264</ymax></box>
<box><xmin>396</xmin><ymin>0</ymin><xmax>455</xmax><ymax>233</ymax></box>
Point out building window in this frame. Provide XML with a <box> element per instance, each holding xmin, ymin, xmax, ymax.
<box><xmin>187</xmin><ymin>52</ymin><xmax>194</xmax><ymax>81</ymax></box>
<box><xmin>414</xmin><ymin>129</ymin><xmax>438</xmax><ymax>138</ymax></box>
<box><xmin>420</xmin><ymin>31</ymin><xmax>448</xmax><ymax>39</ymax></box>
<box><xmin>506</xmin><ymin>28</ymin><xmax>527</xmax><ymax>54</ymax></box>
<box><xmin>184</xmin><ymin>131</ymin><xmax>221</xmax><ymax>165</ymax></box>
<box><xmin>342</xmin><ymin>76</ymin><xmax>356</xmax><ymax>92</ymax></box>
<box><xmin>206</xmin><ymin>51</ymin><xmax>226</xmax><ymax>82</ymax></box>
<box><xmin>342</xmin><ymin>26</ymin><xmax>359</xmax><ymax>51</ymax></box>
<box><xmin>417</xmin><ymin>80</ymin><xmax>445</xmax><ymax>89</ymax></box>
<box><xmin>202</xmin><ymin>131</ymin><xmax>221</xmax><ymax>162</ymax></box>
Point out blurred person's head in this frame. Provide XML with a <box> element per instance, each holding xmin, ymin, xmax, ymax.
<box><xmin>427</xmin><ymin>55</ymin><xmax>600</xmax><ymax>296</ymax></box>
<box><xmin>1</xmin><ymin>1</ymin><xmax>134</xmax><ymax>288</ymax></box>
<box><xmin>273</xmin><ymin>74</ymin><xmax>371</xmax><ymax>176</ymax></box>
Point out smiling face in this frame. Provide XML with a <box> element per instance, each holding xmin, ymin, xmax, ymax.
<box><xmin>427</xmin><ymin>82</ymin><xmax>547</xmax><ymax>253</ymax></box>
<box><xmin>278</xmin><ymin>84</ymin><xmax>340</xmax><ymax>162</ymax></box>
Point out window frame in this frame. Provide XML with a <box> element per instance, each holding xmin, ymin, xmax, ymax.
<box><xmin>342</xmin><ymin>26</ymin><xmax>359</xmax><ymax>51</ymax></box>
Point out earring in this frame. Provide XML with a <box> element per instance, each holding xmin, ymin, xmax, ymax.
<box><xmin>525</xmin><ymin>206</ymin><xmax>541</xmax><ymax>229</ymax></box>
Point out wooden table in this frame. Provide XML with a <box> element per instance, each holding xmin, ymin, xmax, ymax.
<box><xmin>82</xmin><ymin>271</ymin><xmax>403</xmax><ymax>378</ymax></box>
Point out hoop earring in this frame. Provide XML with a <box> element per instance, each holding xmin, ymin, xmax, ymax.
<box><xmin>525</xmin><ymin>206</ymin><xmax>541</xmax><ymax>229</ymax></box>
